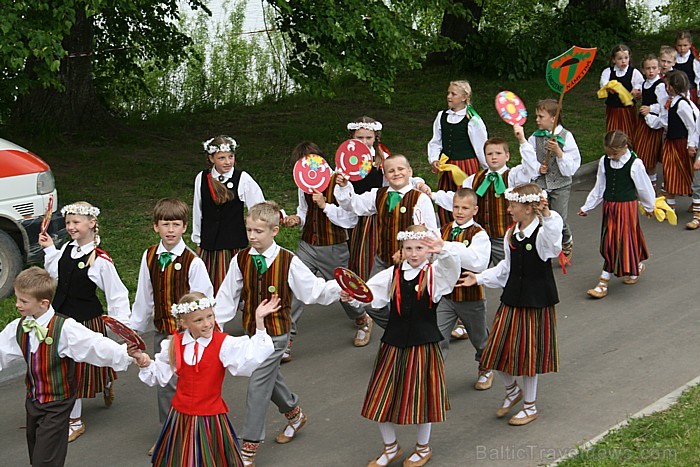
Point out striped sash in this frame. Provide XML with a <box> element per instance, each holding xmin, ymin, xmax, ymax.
<box><xmin>375</xmin><ymin>188</ymin><xmax>422</xmax><ymax>264</ymax></box>
<box><xmin>473</xmin><ymin>169</ymin><xmax>512</xmax><ymax>238</ymax></box>
<box><xmin>301</xmin><ymin>174</ymin><xmax>348</xmax><ymax>246</ymax></box>
<box><xmin>147</xmin><ymin>246</ymin><xmax>197</xmax><ymax>334</ymax></box>
<box><xmin>440</xmin><ymin>224</ymin><xmax>485</xmax><ymax>302</ymax></box>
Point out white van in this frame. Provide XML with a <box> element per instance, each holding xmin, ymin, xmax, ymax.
<box><xmin>0</xmin><ymin>138</ymin><xmax>65</xmax><ymax>298</ymax></box>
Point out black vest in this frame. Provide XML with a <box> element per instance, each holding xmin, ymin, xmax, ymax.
<box><xmin>641</xmin><ymin>79</ymin><xmax>663</xmax><ymax>106</ymax></box>
<box><xmin>382</xmin><ymin>268</ymin><xmax>444</xmax><ymax>348</ymax></box>
<box><xmin>667</xmin><ymin>98</ymin><xmax>693</xmax><ymax>140</ymax></box>
<box><xmin>500</xmin><ymin>226</ymin><xmax>559</xmax><ymax>308</ymax></box>
<box><xmin>52</xmin><ymin>246</ymin><xmax>104</xmax><ymax>322</ymax></box>
<box><xmin>603</xmin><ymin>153</ymin><xmax>637</xmax><ymax>202</ymax></box>
<box><xmin>605</xmin><ymin>66</ymin><xmax>635</xmax><ymax>108</ymax></box>
<box><xmin>675</xmin><ymin>53</ymin><xmax>697</xmax><ymax>90</ymax></box>
<box><xmin>200</xmin><ymin>169</ymin><xmax>247</xmax><ymax>250</ymax></box>
<box><xmin>440</xmin><ymin>110</ymin><xmax>477</xmax><ymax>160</ymax></box>
<box><xmin>352</xmin><ymin>165</ymin><xmax>384</xmax><ymax>195</ymax></box>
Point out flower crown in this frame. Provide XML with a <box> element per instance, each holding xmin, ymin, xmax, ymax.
<box><xmin>61</xmin><ymin>204</ymin><xmax>100</xmax><ymax>217</ymax></box>
<box><xmin>203</xmin><ymin>137</ymin><xmax>238</xmax><ymax>155</ymax></box>
<box><xmin>504</xmin><ymin>187</ymin><xmax>547</xmax><ymax>204</ymax></box>
<box><xmin>396</xmin><ymin>230</ymin><xmax>437</xmax><ymax>241</ymax></box>
<box><xmin>347</xmin><ymin>121</ymin><xmax>382</xmax><ymax>132</ymax></box>
<box><xmin>170</xmin><ymin>297</ymin><xmax>216</xmax><ymax>317</ymax></box>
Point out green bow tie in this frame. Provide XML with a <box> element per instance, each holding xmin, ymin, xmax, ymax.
<box><xmin>475</xmin><ymin>172</ymin><xmax>506</xmax><ymax>197</ymax></box>
<box><xmin>450</xmin><ymin>226</ymin><xmax>464</xmax><ymax>240</ymax></box>
<box><xmin>532</xmin><ymin>129</ymin><xmax>565</xmax><ymax>146</ymax></box>
<box><xmin>386</xmin><ymin>191</ymin><xmax>402</xmax><ymax>212</ymax></box>
<box><xmin>158</xmin><ymin>252</ymin><xmax>174</xmax><ymax>270</ymax></box>
<box><xmin>252</xmin><ymin>254</ymin><xmax>268</xmax><ymax>274</ymax></box>
<box><xmin>22</xmin><ymin>319</ymin><xmax>49</xmax><ymax>343</ymax></box>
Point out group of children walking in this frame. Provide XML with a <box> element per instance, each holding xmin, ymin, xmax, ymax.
<box><xmin>2</xmin><ymin>32</ymin><xmax>696</xmax><ymax>464</ymax></box>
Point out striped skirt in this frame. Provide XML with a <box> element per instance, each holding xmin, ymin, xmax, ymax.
<box><xmin>152</xmin><ymin>408</ymin><xmax>243</xmax><ymax>467</ymax></box>
<box><xmin>348</xmin><ymin>216</ymin><xmax>376</xmax><ymax>281</ymax></box>
<box><xmin>480</xmin><ymin>304</ymin><xmax>558</xmax><ymax>377</ymax></box>
<box><xmin>437</xmin><ymin>158</ymin><xmax>480</xmax><ymax>226</ymax></box>
<box><xmin>605</xmin><ymin>106</ymin><xmax>637</xmax><ymax>139</ymax></box>
<box><xmin>199</xmin><ymin>248</ymin><xmax>240</xmax><ymax>295</ymax></box>
<box><xmin>361</xmin><ymin>342</ymin><xmax>449</xmax><ymax>425</ymax></box>
<box><xmin>600</xmin><ymin>200</ymin><xmax>649</xmax><ymax>277</ymax></box>
<box><xmin>75</xmin><ymin>316</ymin><xmax>116</xmax><ymax>398</ymax></box>
<box><xmin>633</xmin><ymin>122</ymin><xmax>663</xmax><ymax>170</ymax></box>
<box><xmin>661</xmin><ymin>138</ymin><xmax>693</xmax><ymax>195</ymax></box>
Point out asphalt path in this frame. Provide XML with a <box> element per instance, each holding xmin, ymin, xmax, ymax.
<box><xmin>1</xmin><ymin>173</ymin><xmax>698</xmax><ymax>466</ymax></box>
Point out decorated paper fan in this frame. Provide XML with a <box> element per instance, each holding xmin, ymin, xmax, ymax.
<box><xmin>335</xmin><ymin>139</ymin><xmax>373</xmax><ymax>181</ymax></box>
<box><xmin>334</xmin><ymin>267</ymin><xmax>374</xmax><ymax>303</ymax></box>
<box><xmin>495</xmin><ymin>90</ymin><xmax>527</xmax><ymax>126</ymax></box>
<box><xmin>102</xmin><ymin>316</ymin><xmax>146</xmax><ymax>351</ymax></box>
<box><xmin>40</xmin><ymin>195</ymin><xmax>54</xmax><ymax>234</ymax></box>
<box><xmin>293</xmin><ymin>154</ymin><xmax>332</xmax><ymax>194</ymax></box>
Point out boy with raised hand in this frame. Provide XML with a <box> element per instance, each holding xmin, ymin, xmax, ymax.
<box><xmin>0</xmin><ymin>267</ymin><xmax>132</xmax><ymax>467</ymax></box>
<box><xmin>215</xmin><ymin>201</ymin><xmax>342</xmax><ymax>467</ymax></box>
<box><xmin>429</xmin><ymin>125</ymin><xmax>538</xmax><ymax>265</ymax></box>
<box><xmin>130</xmin><ymin>198</ymin><xmax>214</xmax><ymax>453</ymax></box>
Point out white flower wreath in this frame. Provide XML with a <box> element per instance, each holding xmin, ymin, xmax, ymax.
<box><xmin>503</xmin><ymin>187</ymin><xmax>547</xmax><ymax>203</ymax></box>
<box><xmin>61</xmin><ymin>204</ymin><xmax>100</xmax><ymax>217</ymax></box>
<box><xmin>396</xmin><ymin>230</ymin><xmax>438</xmax><ymax>241</ymax></box>
<box><xmin>347</xmin><ymin>121</ymin><xmax>383</xmax><ymax>132</ymax></box>
<box><xmin>170</xmin><ymin>297</ymin><xmax>216</xmax><ymax>317</ymax></box>
<box><xmin>202</xmin><ymin>137</ymin><xmax>238</xmax><ymax>155</ymax></box>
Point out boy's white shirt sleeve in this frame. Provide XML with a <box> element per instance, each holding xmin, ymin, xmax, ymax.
<box><xmin>631</xmin><ymin>159</ymin><xmax>656</xmax><ymax>212</ymax></box>
<box><xmin>131</xmin><ymin>250</ymin><xmax>155</xmax><ymax>333</ymax></box>
<box><xmin>415</xmin><ymin>194</ymin><xmax>438</xmax><ymax>230</ymax></box>
<box><xmin>427</xmin><ymin>111</ymin><xmax>444</xmax><ymax>163</ymax></box>
<box><xmin>0</xmin><ymin>319</ymin><xmax>23</xmax><ymax>369</ymax></box>
<box><xmin>220</xmin><ymin>330</ymin><xmax>274</xmax><ymax>377</ymax></box>
<box><xmin>42</xmin><ymin>243</ymin><xmax>68</xmax><ymax>279</ymax></box>
<box><xmin>214</xmin><ymin>256</ymin><xmax>243</xmax><ymax>325</ymax></box>
<box><xmin>431</xmin><ymin>190</ymin><xmax>456</xmax><ymax>212</ymax></box>
<box><xmin>512</xmin><ymin>142</ymin><xmax>540</xmax><ymax>183</ymax></box>
<box><xmin>191</xmin><ymin>171</ymin><xmax>203</xmax><ymax>245</ymax></box>
<box><xmin>288</xmin><ymin>256</ymin><xmax>341</xmax><ymax>305</ymax></box>
<box><xmin>89</xmin><ymin>257</ymin><xmax>131</xmax><ymax>327</ymax></box>
<box><xmin>333</xmin><ymin>183</ymin><xmax>378</xmax><ymax>216</ymax></box>
<box><xmin>239</xmin><ymin>171</ymin><xmax>266</xmax><ymax>209</ymax></box>
<box><xmin>580</xmin><ymin>157</ymin><xmax>607</xmax><ymax>213</ymax></box>
<box><xmin>295</xmin><ymin>189</ymin><xmax>308</xmax><ymax>227</ymax></box>
<box><xmin>468</xmin><ymin>116</ymin><xmax>489</xmax><ymax>169</ymax></box>
<box><xmin>442</xmin><ymin>230</ymin><xmax>490</xmax><ymax>273</ymax></box>
<box><xmin>60</xmin><ymin>319</ymin><xmax>132</xmax><ymax>371</ymax></box>
<box><xmin>559</xmin><ymin>131</ymin><xmax>582</xmax><ymax>177</ymax></box>
<box><xmin>189</xmin><ymin>257</ymin><xmax>214</xmax><ymax>298</ymax></box>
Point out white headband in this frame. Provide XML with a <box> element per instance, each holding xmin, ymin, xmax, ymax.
<box><xmin>203</xmin><ymin>137</ymin><xmax>238</xmax><ymax>155</ymax></box>
<box><xmin>504</xmin><ymin>187</ymin><xmax>547</xmax><ymax>203</ymax></box>
<box><xmin>61</xmin><ymin>204</ymin><xmax>100</xmax><ymax>217</ymax></box>
<box><xmin>170</xmin><ymin>297</ymin><xmax>216</xmax><ymax>317</ymax></box>
<box><xmin>347</xmin><ymin>121</ymin><xmax>382</xmax><ymax>132</ymax></box>
<box><xmin>396</xmin><ymin>230</ymin><xmax>438</xmax><ymax>241</ymax></box>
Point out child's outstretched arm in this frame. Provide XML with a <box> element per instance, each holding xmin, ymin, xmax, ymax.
<box><xmin>61</xmin><ymin>319</ymin><xmax>132</xmax><ymax>371</ymax></box>
<box><xmin>0</xmin><ymin>319</ymin><xmax>24</xmax><ymax>370</ymax></box>
<box><xmin>333</xmin><ymin>174</ymin><xmax>379</xmax><ymax>216</ymax></box>
<box><xmin>579</xmin><ymin>157</ymin><xmax>607</xmax><ymax>215</ymax></box>
<box><xmin>254</xmin><ymin>295</ymin><xmax>281</xmax><ymax>331</ymax></box>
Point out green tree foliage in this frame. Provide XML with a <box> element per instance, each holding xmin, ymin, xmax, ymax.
<box><xmin>655</xmin><ymin>0</ymin><xmax>700</xmax><ymax>30</ymax></box>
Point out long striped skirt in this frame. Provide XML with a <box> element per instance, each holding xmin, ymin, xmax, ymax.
<box><xmin>600</xmin><ymin>200</ymin><xmax>649</xmax><ymax>277</ymax></box>
<box><xmin>633</xmin><ymin>122</ymin><xmax>663</xmax><ymax>171</ymax></box>
<box><xmin>75</xmin><ymin>316</ymin><xmax>116</xmax><ymax>398</ymax></box>
<box><xmin>480</xmin><ymin>304</ymin><xmax>558</xmax><ymax>377</ymax></box>
<box><xmin>152</xmin><ymin>408</ymin><xmax>243</xmax><ymax>467</ymax></box>
<box><xmin>361</xmin><ymin>342</ymin><xmax>449</xmax><ymax>424</ymax></box>
<box><xmin>437</xmin><ymin>158</ymin><xmax>480</xmax><ymax>226</ymax></box>
<box><xmin>199</xmin><ymin>248</ymin><xmax>240</xmax><ymax>295</ymax></box>
<box><xmin>661</xmin><ymin>138</ymin><xmax>693</xmax><ymax>195</ymax></box>
<box><xmin>348</xmin><ymin>216</ymin><xmax>376</xmax><ymax>281</ymax></box>
<box><xmin>605</xmin><ymin>106</ymin><xmax>637</xmax><ymax>139</ymax></box>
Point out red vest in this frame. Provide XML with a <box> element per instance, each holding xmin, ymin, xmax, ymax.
<box><xmin>171</xmin><ymin>331</ymin><xmax>229</xmax><ymax>416</ymax></box>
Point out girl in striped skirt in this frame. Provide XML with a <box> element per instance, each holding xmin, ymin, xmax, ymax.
<box><xmin>38</xmin><ymin>201</ymin><xmax>131</xmax><ymax>441</ymax></box>
<box><xmin>193</xmin><ymin>135</ymin><xmax>266</xmax><ymax>294</ymax></box>
<box><xmin>342</xmin><ymin>225</ymin><xmax>460</xmax><ymax>467</ymax></box>
<box><xmin>130</xmin><ymin>292</ymin><xmax>275</xmax><ymax>467</ymax></box>
<box><xmin>600</xmin><ymin>44</ymin><xmax>644</xmax><ymax>137</ymax></box>
<box><xmin>579</xmin><ymin>131</ymin><xmax>656</xmax><ymax>298</ymax></box>
<box><xmin>460</xmin><ymin>183</ymin><xmax>563</xmax><ymax>426</ymax></box>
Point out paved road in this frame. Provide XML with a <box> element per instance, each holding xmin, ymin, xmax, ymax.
<box><xmin>1</xmin><ymin>175</ymin><xmax>698</xmax><ymax>466</ymax></box>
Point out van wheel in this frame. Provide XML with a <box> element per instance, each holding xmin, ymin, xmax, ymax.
<box><xmin>0</xmin><ymin>230</ymin><xmax>22</xmax><ymax>299</ymax></box>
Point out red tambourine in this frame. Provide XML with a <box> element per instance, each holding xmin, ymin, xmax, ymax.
<box><xmin>293</xmin><ymin>154</ymin><xmax>332</xmax><ymax>194</ymax></box>
<box><xmin>101</xmin><ymin>316</ymin><xmax>146</xmax><ymax>351</ymax></box>
<box><xmin>335</xmin><ymin>139</ymin><xmax>373</xmax><ymax>181</ymax></box>
<box><xmin>334</xmin><ymin>267</ymin><xmax>374</xmax><ymax>303</ymax></box>
<box><xmin>495</xmin><ymin>90</ymin><xmax>527</xmax><ymax>126</ymax></box>
<box><xmin>40</xmin><ymin>195</ymin><xmax>54</xmax><ymax>234</ymax></box>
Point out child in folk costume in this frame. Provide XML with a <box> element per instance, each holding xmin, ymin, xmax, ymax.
<box><xmin>193</xmin><ymin>135</ymin><xmax>265</xmax><ymax>294</ymax></box>
<box><xmin>600</xmin><ymin>44</ymin><xmax>644</xmax><ymax>136</ymax></box>
<box><xmin>0</xmin><ymin>267</ymin><xmax>132</xmax><ymax>467</ymax></box>
<box><xmin>635</xmin><ymin>54</ymin><xmax>669</xmax><ymax>188</ymax></box>
<box><xmin>281</xmin><ymin>141</ymin><xmax>371</xmax><ymax>357</ymax></box>
<box><xmin>674</xmin><ymin>31</ymin><xmax>700</xmax><ymax>104</ymax></box>
<box><xmin>427</xmin><ymin>80</ymin><xmax>488</xmax><ymax>225</ymax></box>
<box><xmin>579</xmin><ymin>131</ymin><xmax>656</xmax><ymax>298</ymax></box>
<box><xmin>430</xmin><ymin>124</ymin><xmax>538</xmax><ymax>266</ymax></box>
<box><xmin>342</xmin><ymin>225</ymin><xmax>460</xmax><ymax>467</ymax></box>
<box><xmin>461</xmin><ymin>183</ymin><xmax>563</xmax><ymax>426</ymax></box>
<box><xmin>528</xmin><ymin>99</ymin><xmax>581</xmax><ymax>259</ymax></box>
<box><xmin>129</xmin><ymin>292</ymin><xmax>276</xmax><ymax>467</ymax></box>
<box><xmin>659</xmin><ymin>46</ymin><xmax>677</xmax><ymax>78</ymax></box>
<box><xmin>335</xmin><ymin>154</ymin><xmax>438</xmax><ymax>330</ymax></box>
<box><xmin>131</xmin><ymin>198</ymin><xmax>214</xmax><ymax>454</ymax></box>
<box><xmin>436</xmin><ymin>188</ymin><xmax>493</xmax><ymax>390</ymax></box>
<box><xmin>38</xmin><ymin>201</ymin><xmax>130</xmax><ymax>442</ymax></box>
<box><xmin>657</xmin><ymin>71</ymin><xmax>699</xmax><ymax>218</ymax></box>
<box><xmin>215</xmin><ymin>202</ymin><xmax>342</xmax><ymax>466</ymax></box>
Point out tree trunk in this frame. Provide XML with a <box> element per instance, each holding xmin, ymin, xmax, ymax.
<box><xmin>428</xmin><ymin>0</ymin><xmax>484</xmax><ymax>65</ymax></box>
<box><xmin>13</xmin><ymin>8</ymin><xmax>113</xmax><ymax>131</ymax></box>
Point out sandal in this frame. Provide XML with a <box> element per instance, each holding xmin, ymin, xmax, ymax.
<box><xmin>586</xmin><ymin>277</ymin><xmax>609</xmax><ymax>298</ymax></box>
<box><xmin>623</xmin><ymin>263</ymin><xmax>646</xmax><ymax>285</ymax></box>
<box><xmin>686</xmin><ymin>217</ymin><xmax>700</xmax><ymax>230</ymax></box>
<box><xmin>508</xmin><ymin>401</ymin><xmax>538</xmax><ymax>426</ymax></box>
<box><xmin>275</xmin><ymin>412</ymin><xmax>307</xmax><ymax>444</ymax></box>
<box><xmin>368</xmin><ymin>441</ymin><xmax>403</xmax><ymax>467</ymax></box>
<box><xmin>403</xmin><ymin>444</ymin><xmax>432</xmax><ymax>467</ymax></box>
<box><xmin>68</xmin><ymin>418</ymin><xmax>85</xmax><ymax>442</ymax></box>
<box><xmin>496</xmin><ymin>382</ymin><xmax>522</xmax><ymax>418</ymax></box>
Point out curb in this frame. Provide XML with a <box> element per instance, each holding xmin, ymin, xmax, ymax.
<box><xmin>572</xmin><ymin>160</ymin><xmax>598</xmax><ymax>186</ymax></box>
<box><xmin>549</xmin><ymin>375</ymin><xmax>700</xmax><ymax>465</ymax></box>
<box><xmin>0</xmin><ymin>360</ymin><xmax>26</xmax><ymax>386</ymax></box>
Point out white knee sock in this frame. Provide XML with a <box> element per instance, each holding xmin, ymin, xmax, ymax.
<box><xmin>601</xmin><ymin>270</ymin><xmax>612</xmax><ymax>280</ymax></box>
<box><xmin>416</xmin><ymin>423</ymin><xmax>431</xmax><ymax>445</ymax></box>
<box><xmin>378</xmin><ymin>422</ymin><xmax>396</xmax><ymax>445</ymax></box>
<box><xmin>522</xmin><ymin>375</ymin><xmax>538</xmax><ymax>403</ymax></box>
<box><xmin>497</xmin><ymin>371</ymin><xmax>516</xmax><ymax>388</ymax></box>
<box><xmin>70</xmin><ymin>399</ymin><xmax>82</xmax><ymax>420</ymax></box>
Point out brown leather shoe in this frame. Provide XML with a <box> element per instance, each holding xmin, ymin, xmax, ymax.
<box><xmin>474</xmin><ymin>370</ymin><xmax>493</xmax><ymax>390</ymax></box>
<box><xmin>368</xmin><ymin>441</ymin><xmax>403</xmax><ymax>467</ymax></box>
<box><xmin>586</xmin><ymin>277</ymin><xmax>609</xmax><ymax>298</ymax></box>
<box><xmin>450</xmin><ymin>322</ymin><xmax>469</xmax><ymax>340</ymax></box>
<box><xmin>104</xmin><ymin>385</ymin><xmax>115</xmax><ymax>407</ymax></box>
<box><xmin>496</xmin><ymin>383</ymin><xmax>522</xmax><ymax>418</ymax></box>
<box><xmin>508</xmin><ymin>404</ymin><xmax>538</xmax><ymax>426</ymax></box>
<box><xmin>275</xmin><ymin>413</ymin><xmax>307</xmax><ymax>444</ymax></box>
<box><xmin>354</xmin><ymin>315</ymin><xmax>373</xmax><ymax>347</ymax></box>
<box><xmin>68</xmin><ymin>419</ymin><xmax>85</xmax><ymax>443</ymax></box>
<box><xmin>402</xmin><ymin>444</ymin><xmax>432</xmax><ymax>467</ymax></box>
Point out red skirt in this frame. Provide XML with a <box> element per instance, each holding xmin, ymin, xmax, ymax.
<box><xmin>605</xmin><ymin>106</ymin><xmax>638</xmax><ymax>139</ymax></box>
<box><xmin>633</xmin><ymin>122</ymin><xmax>663</xmax><ymax>170</ymax></box>
<box><xmin>199</xmin><ymin>248</ymin><xmax>240</xmax><ymax>295</ymax></box>
<box><xmin>75</xmin><ymin>316</ymin><xmax>116</xmax><ymax>398</ymax></box>
<box><xmin>480</xmin><ymin>304</ymin><xmax>558</xmax><ymax>377</ymax></box>
<box><xmin>437</xmin><ymin>158</ymin><xmax>480</xmax><ymax>226</ymax></box>
<box><xmin>601</xmin><ymin>200</ymin><xmax>649</xmax><ymax>277</ymax></box>
<box><xmin>361</xmin><ymin>342</ymin><xmax>449</xmax><ymax>424</ymax></box>
<box><xmin>661</xmin><ymin>138</ymin><xmax>693</xmax><ymax>195</ymax></box>
<box><xmin>348</xmin><ymin>216</ymin><xmax>376</xmax><ymax>281</ymax></box>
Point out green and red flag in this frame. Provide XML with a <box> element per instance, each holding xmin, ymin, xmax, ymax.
<box><xmin>546</xmin><ymin>46</ymin><xmax>597</xmax><ymax>94</ymax></box>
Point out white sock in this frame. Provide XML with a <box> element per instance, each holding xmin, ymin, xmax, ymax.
<box><xmin>522</xmin><ymin>375</ymin><xmax>538</xmax><ymax>402</ymax></box>
<box><xmin>70</xmin><ymin>399</ymin><xmax>82</xmax><ymax>420</ymax></box>
<box><xmin>649</xmin><ymin>173</ymin><xmax>657</xmax><ymax>183</ymax></box>
<box><xmin>283</xmin><ymin>409</ymin><xmax>304</xmax><ymax>437</ymax></box>
<box><xmin>375</xmin><ymin>423</ymin><xmax>398</xmax><ymax>466</ymax></box>
<box><xmin>667</xmin><ymin>198</ymin><xmax>676</xmax><ymax>208</ymax></box>
<box><xmin>416</xmin><ymin>423</ymin><xmax>431</xmax><ymax>445</ymax></box>
<box><xmin>601</xmin><ymin>270</ymin><xmax>612</xmax><ymax>280</ymax></box>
